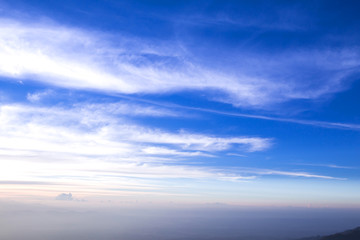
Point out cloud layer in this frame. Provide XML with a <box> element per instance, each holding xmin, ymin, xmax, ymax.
<box><xmin>0</xmin><ymin>4</ymin><xmax>358</xmax><ymax>206</ymax></box>
<box><xmin>0</xmin><ymin>103</ymin><xmax>271</xmax><ymax>157</ymax></box>
<box><xmin>0</xmin><ymin>100</ymin><xmax>343</xmax><ymax>201</ymax></box>
<box><xmin>0</xmin><ymin>18</ymin><xmax>359</xmax><ymax>108</ymax></box>
<box><xmin>0</xmin><ymin>101</ymin><xmax>270</xmax><ymax>197</ymax></box>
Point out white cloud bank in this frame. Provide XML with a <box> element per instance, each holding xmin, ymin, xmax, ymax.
<box><xmin>0</xmin><ymin>102</ymin><xmax>271</xmax><ymax>191</ymax></box>
<box><xmin>0</xmin><ymin>102</ymin><xmax>340</xmax><ymax>201</ymax></box>
<box><xmin>0</xmin><ymin>18</ymin><xmax>359</xmax><ymax>108</ymax></box>
<box><xmin>0</xmin><ymin>103</ymin><xmax>271</xmax><ymax>157</ymax></box>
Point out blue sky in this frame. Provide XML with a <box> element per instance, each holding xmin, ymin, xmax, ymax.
<box><xmin>0</xmin><ymin>0</ymin><xmax>360</xmax><ymax>207</ymax></box>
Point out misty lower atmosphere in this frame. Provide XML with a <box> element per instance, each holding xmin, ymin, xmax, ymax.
<box><xmin>1</xmin><ymin>0</ymin><xmax>360</xmax><ymax>240</ymax></box>
<box><xmin>1</xmin><ymin>201</ymin><xmax>360</xmax><ymax>240</ymax></box>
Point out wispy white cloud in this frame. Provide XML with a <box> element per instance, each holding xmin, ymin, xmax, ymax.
<box><xmin>141</xmin><ymin>146</ymin><xmax>215</xmax><ymax>157</ymax></box>
<box><xmin>322</xmin><ymin>164</ymin><xmax>356</xmax><ymax>169</ymax></box>
<box><xmin>0</xmin><ymin>103</ymin><xmax>271</xmax><ymax>155</ymax></box>
<box><xmin>55</xmin><ymin>193</ymin><xmax>73</xmax><ymax>201</ymax></box>
<box><xmin>0</xmin><ymin>102</ymin><xmax>271</xmax><ymax>196</ymax></box>
<box><xmin>26</xmin><ymin>89</ymin><xmax>53</xmax><ymax>102</ymax></box>
<box><xmin>263</xmin><ymin>170</ymin><xmax>346</xmax><ymax>180</ymax></box>
<box><xmin>154</xmin><ymin>103</ymin><xmax>360</xmax><ymax>131</ymax></box>
<box><xmin>227</xmin><ymin>153</ymin><xmax>247</xmax><ymax>157</ymax></box>
<box><xmin>0</xmin><ymin>18</ymin><xmax>359</xmax><ymax>108</ymax></box>
<box><xmin>293</xmin><ymin>163</ymin><xmax>357</xmax><ymax>169</ymax></box>
<box><xmin>113</xmin><ymin>126</ymin><xmax>272</xmax><ymax>152</ymax></box>
<box><xmin>235</xmin><ymin>168</ymin><xmax>347</xmax><ymax>180</ymax></box>
<box><xmin>0</xmin><ymin>101</ymin><xmax>345</xmax><ymax>202</ymax></box>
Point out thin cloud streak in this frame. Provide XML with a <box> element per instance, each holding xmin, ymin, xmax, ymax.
<box><xmin>264</xmin><ymin>170</ymin><xmax>347</xmax><ymax>180</ymax></box>
<box><xmin>233</xmin><ymin>168</ymin><xmax>347</xmax><ymax>180</ymax></box>
<box><xmin>293</xmin><ymin>163</ymin><xmax>357</xmax><ymax>169</ymax></box>
<box><xmin>113</xmin><ymin>96</ymin><xmax>360</xmax><ymax>131</ymax></box>
<box><xmin>187</xmin><ymin>106</ymin><xmax>360</xmax><ymax>131</ymax></box>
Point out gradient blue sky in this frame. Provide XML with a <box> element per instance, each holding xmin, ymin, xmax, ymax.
<box><xmin>0</xmin><ymin>0</ymin><xmax>360</xmax><ymax>207</ymax></box>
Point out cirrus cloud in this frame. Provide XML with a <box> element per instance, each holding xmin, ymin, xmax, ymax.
<box><xmin>0</xmin><ymin>18</ymin><xmax>359</xmax><ymax>108</ymax></box>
